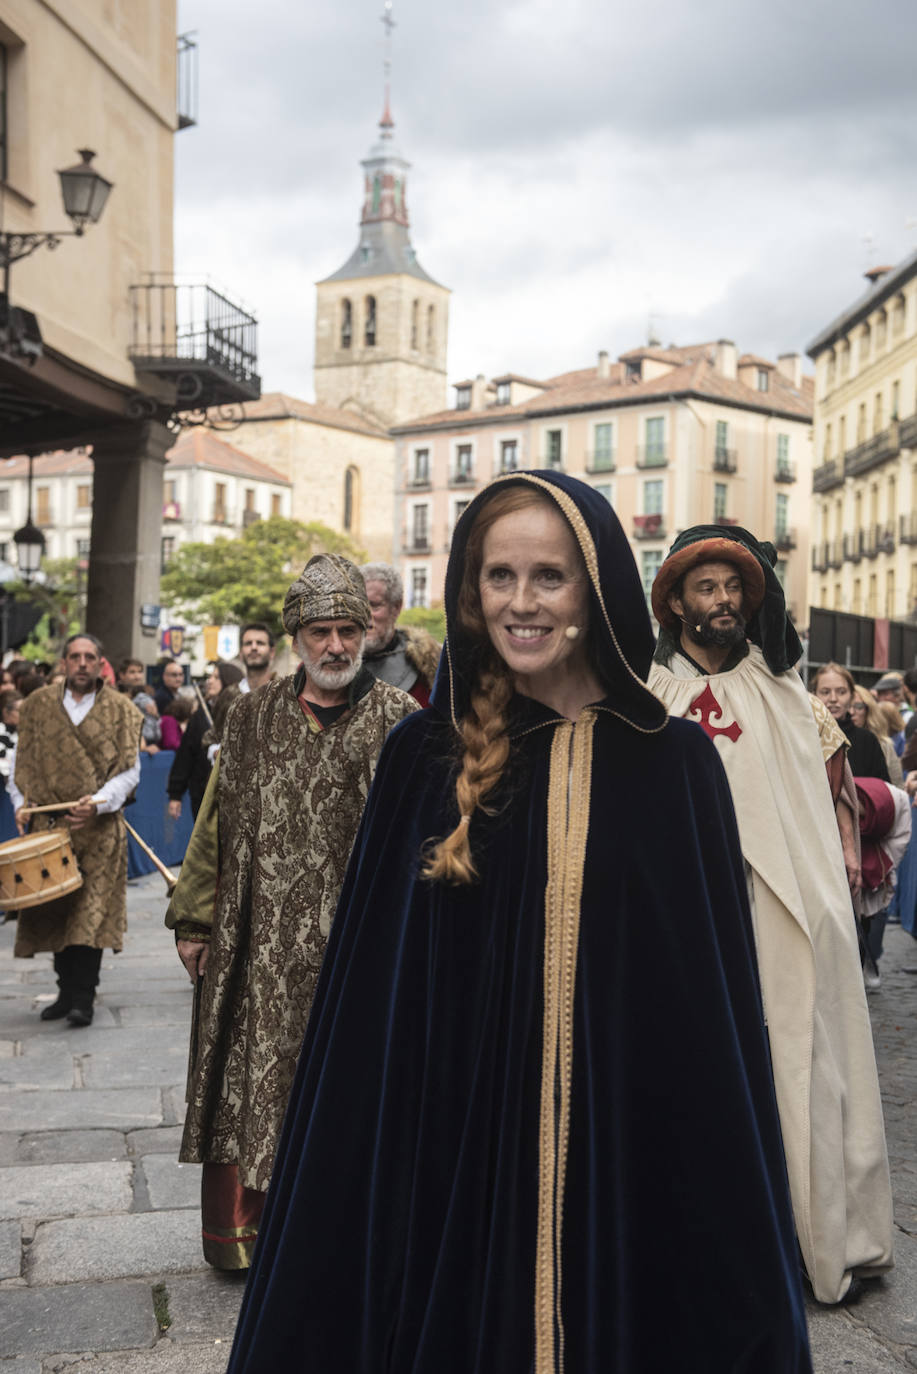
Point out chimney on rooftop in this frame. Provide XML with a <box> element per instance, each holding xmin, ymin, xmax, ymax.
<box><xmin>470</xmin><ymin>373</ymin><xmax>488</xmax><ymax>409</ymax></box>
<box><xmin>776</xmin><ymin>352</ymin><xmax>803</xmax><ymax>389</ymax></box>
<box><xmin>864</xmin><ymin>265</ymin><xmax>894</xmax><ymax>285</ymax></box>
<box><xmin>714</xmin><ymin>339</ymin><xmax>737</xmax><ymax>380</ymax></box>
<box><xmin>597</xmin><ymin>350</ymin><xmax>610</xmax><ymax>380</ymax></box>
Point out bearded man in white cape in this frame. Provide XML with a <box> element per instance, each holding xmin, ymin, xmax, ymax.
<box><xmin>648</xmin><ymin>525</ymin><xmax>893</xmax><ymax>1306</ymax></box>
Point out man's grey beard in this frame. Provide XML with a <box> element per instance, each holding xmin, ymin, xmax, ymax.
<box><xmin>684</xmin><ymin>607</ymin><xmax>747</xmax><ymax>650</ymax></box>
<box><xmin>296</xmin><ymin>635</ymin><xmax>365</xmax><ymax>691</ymax></box>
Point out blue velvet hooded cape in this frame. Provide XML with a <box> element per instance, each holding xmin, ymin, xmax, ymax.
<box><xmin>227</xmin><ymin>471</ymin><xmax>811</xmax><ymax>1374</ymax></box>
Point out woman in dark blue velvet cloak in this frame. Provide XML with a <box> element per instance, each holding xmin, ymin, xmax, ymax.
<box><xmin>227</xmin><ymin>472</ymin><xmax>811</xmax><ymax>1374</ymax></box>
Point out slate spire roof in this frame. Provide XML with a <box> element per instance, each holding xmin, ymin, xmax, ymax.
<box><xmin>319</xmin><ymin>98</ymin><xmax>442</xmax><ymax>287</ymax></box>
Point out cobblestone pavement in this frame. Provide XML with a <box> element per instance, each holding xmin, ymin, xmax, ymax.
<box><xmin>0</xmin><ymin>876</ymin><xmax>915</xmax><ymax>1371</ymax></box>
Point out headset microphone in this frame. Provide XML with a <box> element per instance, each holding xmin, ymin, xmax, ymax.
<box><xmin>564</xmin><ymin>626</ymin><xmax>581</xmax><ymax>641</ymax></box>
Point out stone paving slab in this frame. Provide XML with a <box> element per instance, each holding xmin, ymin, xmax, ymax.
<box><xmin>43</xmin><ymin>1345</ymin><xmax>230</xmax><ymax>1373</ymax></box>
<box><xmin>140</xmin><ymin>1156</ymin><xmax>200</xmax><ymax>1211</ymax></box>
<box><xmin>0</xmin><ymin>1218</ymin><xmax>20</xmax><ymax>1278</ymax></box>
<box><xmin>28</xmin><ymin>1210</ymin><xmax>205</xmax><ymax>1283</ymax></box>
<box><xmin>9</xmin><ymin>1090</ymin><xmax>162</xmax><ymax>1134</ymax></box>
<box><xmin>164</xmin><ymin>1088</ymin><xmax>187</xmax><ymax>1126</ymax></box>
<box><xmin>0</xmin><ymin>1134</ymin><xmax>20</xmax><ymax>1165</ymax></box>
<box><xmin>0</xmin><ymin>1006</ymin><xmax>118</xmax><ymax>1036</ymax></box>
<box><xmin>156</xmin><ymin>1272</ymin><xmax>246</xmax><ymax>1345</ymax></box>
<box><xmin>119</xmin><ymin>1005</ymin><xmax>193</xmax><ymax>1030</ymax></box>
<box><xmin>0</xmin><ymin>1047</ymin><xmax>75</xmax><ymax>1093</ymax></box>
<box><xmin>0</xmin><ymin>1280</ymin><xmax>157</xmax><ymax>1357</ymax></box>
<box><xmin>0</xmin><ymin>1162</ymin><xmax>133</xmax><ymax>1221</ymax></box>
<box><xmin>849</xmin><ymin>1229</ymin><xmax>917</xmax><ymax>1350</ymax></box>
<box><xmin>808</xmin><ymin>1304</ymin><xmax>912</xmax><ymax>1372</ymax></box>
<box><xmin>127</xmin><ymin>1128</ymin><xmax>184</xmax><ymax>1158</ymax></box>
<box><xmin>82</xmin><ymin>1048</ymin><xmax>187</xmax><ymax>1091</ymax></box>
<box><xmin>0</xmin><ymin>1358</ymin><xmax>40</xmax><ymax>1374</ymax></box>
<box><xmin>14</xmin><ymin>1131</ymin><xmax>127</xmax><ymax>1166</ymax></box>
<box><xmin>0</xmin><ymin>1041</ymin><xmax>15</xmax><ymax>1058</ymax></box>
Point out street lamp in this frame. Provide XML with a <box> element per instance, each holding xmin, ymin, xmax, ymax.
<box><xmin>0</xmin><ymin>150</ymin><xmax>113</xmax><ymax>356</ymax></box>
<box><xmin>57</xmin><ymin>150</ymin><xmax>113</xmax><ymax>233</ymax></box>
<box><xmin>12</xmin><ymin>455</ymin><xmax>46</xmax><ymax>584</ymax></box>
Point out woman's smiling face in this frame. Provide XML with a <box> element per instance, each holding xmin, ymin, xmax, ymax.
<box><xmin>478</xmin><ymin>501</ymin><xmax>591</xmax><ymax>689</ymax></box>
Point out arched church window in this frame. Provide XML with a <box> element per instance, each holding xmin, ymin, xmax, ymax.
<box><xmin>343</xmin><ymin>466</ymin><xmax>359</xmax><ymax>532</ymax></box>
<box><xmin>365</xmin><ymin>296</ymin><xmax>377</xmax><ymax>347</ymax></box>
<box><xmin>341</xmin><ymin>298</ymin><xmax>352</xmax><ymax>349</ymax></box>
<box><xmin>372</xmin><ymin>175</ymin><xmax>381</xmax><ymax>213</ymax></box>
<box><xmin>426</xmin><ymin>304</ymin><xmax>435</xmax><ymax>352</ymax></box>
<box><xmin>411</xmin><ymin>299</ymin><xmax>419</xmax><ymax>350</ymax></box>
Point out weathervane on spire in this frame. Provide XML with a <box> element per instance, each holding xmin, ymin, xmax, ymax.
<box><xmin>379</xmin><ymin>0</ymin><xmax>396</xmax><ymax>130</ymax></box>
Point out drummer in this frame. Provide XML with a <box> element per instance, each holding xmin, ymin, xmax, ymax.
<box><xmin>7</xmin><ymin>633</ymin><xmax>141</xmax><ymax>1027</ymax></box>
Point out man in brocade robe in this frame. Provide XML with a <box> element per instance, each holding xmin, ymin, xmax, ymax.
<box><xmin>648</xmin><ymin>526</ymin><xmax>893</xmax><ymax>1305</ymax></box>
<box><xmin>165</xmin><ymin>555</ymin><xmax>418</xmax><ymax>1269</ymax></box>
<box><xmin>10</xmin><ymin>633</ymin><xmax>141</xmax><ymax>1027</ymax></box>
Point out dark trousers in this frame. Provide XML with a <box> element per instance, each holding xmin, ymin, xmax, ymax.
<box><xmin>53</xmin><ymin>946</ymin><xmax>103</xmax><ymax>1005</ymax></box>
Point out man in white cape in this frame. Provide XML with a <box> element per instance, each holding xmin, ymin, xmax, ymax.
<box><xmin>648</xmin><ymin>526</ymin><xmax>893</xmax><ymax>1306</ymax></box>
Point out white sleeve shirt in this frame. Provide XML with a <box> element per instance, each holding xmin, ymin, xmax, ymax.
<box><xmin>7</xmin><ymin>689</ymin><xmax>141</xmax><ymax>815</ymax></box>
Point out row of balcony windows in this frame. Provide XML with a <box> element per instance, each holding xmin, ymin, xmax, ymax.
<box><xmin>811</xmin><ymin>526</ymin><xmax>899</xmax><ymax>571</ymax></box>
<box><xmin>403</xmin><ymin>515</ymin><xmax>795</xmax><ymax>553</ymax></box>
<box><xmin>404</xmin><ymin>449</ymin><xmax>796</xmax><ymax>487</ymax></box>
<box><xmin>813</xmin><ymin>414</ymin><xmax>917</xmax><ymax>492</ymax></box>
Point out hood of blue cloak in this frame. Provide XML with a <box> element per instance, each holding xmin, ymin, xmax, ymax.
<box><xmin>430</xmin><ymin>470</ymin><xmax>668</xmax><ymax>733</ymax></box>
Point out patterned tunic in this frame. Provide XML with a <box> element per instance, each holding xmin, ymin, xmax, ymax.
<box><xmin>12</xmin><ymin>682</ymin><xmax>140</xmax><ymax>956</ymax></box>
<box><xmin>178</xmin><ymin>670</ymin><xmax>418</xmax><ymax>1192</ymax></box>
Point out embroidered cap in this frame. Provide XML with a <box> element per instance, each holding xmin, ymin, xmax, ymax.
<box><xmin>282</xmin><ymin>554</ymin><xmax>372</xmax><ymax>635</ymax></box>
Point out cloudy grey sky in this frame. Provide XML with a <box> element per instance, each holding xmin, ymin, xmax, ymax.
<box><xmin>175</xmin><ymin>0</ymin><xmax>917</xmax><ymax>402</ymax></box>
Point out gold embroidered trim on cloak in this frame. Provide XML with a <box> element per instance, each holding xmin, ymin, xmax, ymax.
<box><xmin>535</xmin><ymin>712</ymin><xmax>594</xmax><ymax>1374</ymax></box>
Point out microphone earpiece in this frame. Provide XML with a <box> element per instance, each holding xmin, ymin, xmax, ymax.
<box><xmin>564</xmin><ymin>626</ymin><xmax>580</xmax><ymax>641</ymax></box>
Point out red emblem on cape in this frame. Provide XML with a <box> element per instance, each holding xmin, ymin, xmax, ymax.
<box><xmin>685</xmin><ymin>683</ymin><xmax>742</xmax><ymax>744</ymax></box>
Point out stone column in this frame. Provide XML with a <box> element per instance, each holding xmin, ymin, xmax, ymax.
<box><xmin>85</xmin><ymin>420</ymin><xmax>172</xmax><ymax>663</ymax></box>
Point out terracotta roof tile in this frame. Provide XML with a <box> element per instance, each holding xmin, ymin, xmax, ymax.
<box><xmin>394</xmin><ymin>344</ymin><xmax>812</xmax><ymax>433</ymax></box>
<box><xmin>234</xmin><ymin>392</ymin><xmax>388</xmax><ymax>437</ymax></box>
<box><xmin>0</xmin><ymin>450</ymin><xmax>93</xmax><ymax>477</ymax></box>
<box><xmin>166</xmin><ymin>429</ymin><xmax>290</xmax><ymax>484</ymax></box>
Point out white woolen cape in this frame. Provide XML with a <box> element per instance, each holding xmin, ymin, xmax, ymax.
<box><xmin>649</xmin><ymin>645</ymin><xmax>894</xmax><ymax>1303</ymax></box>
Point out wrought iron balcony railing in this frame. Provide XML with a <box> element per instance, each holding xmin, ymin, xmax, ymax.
<box><xmin>636</xmin><ymin>447</ymin><xmax>668</xmax><ymax>469</ymax></box>
<box><xmin>812</xmin><ymin>459</ymin><xmax>842</xmax><ymax>493</ymax></box>
<box><xmin>713</xmin><ymin>448</ymin><xmax>738</xmax><ymax>473</ymax></box>
<box><xmin>633</xmin><ymin>513</ymin><xmax>666</xmax><ymax>540</ymax></box>
<box><xmin>775</xmin><ymin>461</ymin><xmax>796</xmax><ymax>484</ymax></box>
<box><xmin>130</xmin><ymin>276</ymin><xmax>261</xmax><ymax>410</ymax></box>
<box><xmin>585</xmin><ymin>450</ymin><xmax>616</xmax><ymax>474</ymax></box>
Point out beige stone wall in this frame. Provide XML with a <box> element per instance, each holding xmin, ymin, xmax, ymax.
<box><xmin>810</xmin><ymin>274</ymin><xmax>917</xmax><ymax>620</ymax></box>
<box><xmin>314</xmin><ymin>273</ymin><xmax>450</xmax><ymax>426</ymax></box>
<box><xmin>230</xmin><ymin>418</ymin><xmax>396</xmax><ymax>563</ymax></box>
<box><xmin>0</xmin><ymin>0</ymin><xmax>175</xmax><ymax>386</ymax></box>
<box><xmin>396</xmin><ymin>396</ymin><xmax>812</xmax><ymax>622</ymax></box>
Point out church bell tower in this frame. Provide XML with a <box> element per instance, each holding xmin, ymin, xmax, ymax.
<box><xmin>313</xmin><ymin>4</ymin><xmax>450</xmax><ymax>429</ymax></box>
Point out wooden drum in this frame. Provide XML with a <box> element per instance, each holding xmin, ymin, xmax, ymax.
<box><xmin>0</xmin><ymin>830</ymin><xmax>82</xmax><ymax>910</ymax></box>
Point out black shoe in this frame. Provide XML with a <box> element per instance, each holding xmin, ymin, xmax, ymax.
<box><xmin>40</xmin><ymin>997</ymin><xmax>73</xmax><ymax>1021</ymax></box>
<box><xmin>66</xmin><ymin>1001</ymin><xmax>94</xmax><ymax>1027</ymax></box>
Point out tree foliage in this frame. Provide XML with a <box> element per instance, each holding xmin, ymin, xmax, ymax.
<box><xmin>159</xmin><ymin>517</ymin><xmax>366</xmax><ymax>638</ymax></box>
<box><xmin>11</xmin><ymin>558</ymin><xmax>86</xmax><ymax>660</ymax></box>
<box><xmin>399</xmin><ymin>603</ymin><xmax>447</xmax><ymax>643</ymax></box>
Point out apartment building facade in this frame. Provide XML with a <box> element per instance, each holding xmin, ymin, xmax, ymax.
<box><xmin>392</xmin><ymin>342</ymin><xmax>813</xmax><ymax>621</ymax></box>
<box><xmin>808</xmin><ymin>250</ymin><xmax>917</xmax><ymax>620</ymax></box>
<box><xmin>0</xmin><ymin>431</ymin><xmax>291</xmax><ymax>573</ymax></box>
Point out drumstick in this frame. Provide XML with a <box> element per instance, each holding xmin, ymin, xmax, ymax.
<box><xmin>19</xmin><ymin>799</ymin><xmax>105</xmax><ymax>816</ymax></box>
<box><xmin>122</xmin><ymin>818</ymin><xmax>178</xmax><ymax>892</ymax></box>
<box><xmin>194</xmin><ymin>683</ymin><xmax>214</xmax><ymax>728</ymax></box>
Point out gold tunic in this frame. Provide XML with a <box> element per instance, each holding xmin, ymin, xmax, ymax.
<box><xmin>12</xmin><ymin>681</ymin><xmax>140</xmax><ymax>955</ymax></box>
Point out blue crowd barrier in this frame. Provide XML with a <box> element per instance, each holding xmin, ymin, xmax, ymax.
<box><xmin>0</xmin><ymin>787</ymin><xmax>16</xmax><ymax>843</ymax></box>
<box><xmin>125</xmin><ymin>750</ymin><xmax>194</xmax><ymax>878</ymax></box>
